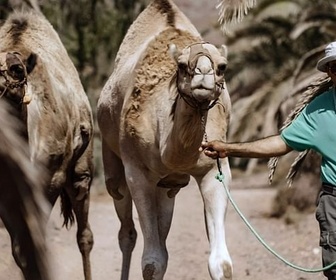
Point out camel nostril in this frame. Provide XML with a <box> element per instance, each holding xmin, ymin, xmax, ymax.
<box><xmin>195</xmin><ymin>67</ymin><xmax>214</xmax><ymax>75</ymax></box>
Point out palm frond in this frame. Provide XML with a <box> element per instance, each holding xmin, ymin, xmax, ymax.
<box><xmin>217</xmin><ymin>0</ymin><xmax>257</xmax><ymax>28</ymax></box>
<box><xmin>290</xmin><ymin>22</ymin><xmax>321</xmax><ymax>40</ymax></box>
<box><xmin>229</xmin><ymin>66</ymin><xmax>293</xmax><ymax>142</ymax></box>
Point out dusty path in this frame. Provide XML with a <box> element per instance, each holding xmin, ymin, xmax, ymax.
<box><xmin>0</xmin><ymin>171</ymin><xmax>326</xmax><ymax>280</ymax></box>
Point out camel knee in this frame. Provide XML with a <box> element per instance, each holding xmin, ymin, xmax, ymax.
<box><xmin>77</xmin><ymin>227</ymin><xmax>94</xmax><ymax>255</ymax></box>
<box><xmin>74</xmin><ymin>172</ymin><xmax>92</xmax><ymax>201</ymax></box>
<box><xmin>142</xmin><ymin>262</ymin><xmax>166</xmax><ymax>280</ymax></box>
<box><xmin>143</xmin><ymin>263</ymin><xmax>156</xmax><ymax>280</ymax></box>
<box><xmin>142</xmin><ymin>252</ymin><xmax>168</xmax><ymax>280</ymax></box>
<box><xmin>119</xmin><ymin>224</ymin><xmax>137</xmax><ymax>253</ymax></box>
<box><xmin>105</xmin><ymin>177</ymin><xmax>124</xmax><ymax>200</ymax></box>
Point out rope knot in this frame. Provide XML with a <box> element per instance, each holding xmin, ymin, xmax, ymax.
<box><xmin>215</xmin><ymin>173</ymin><xmax>224</xmax><ymax>182</ymax></box>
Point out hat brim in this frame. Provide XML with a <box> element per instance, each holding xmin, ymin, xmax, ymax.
<box><xmin>317</xmin><ymin>55</ymin><xmax>336</xmax><ymax>72</ymax></box>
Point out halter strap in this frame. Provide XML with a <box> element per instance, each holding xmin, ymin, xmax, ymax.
<box><xmin>188</xmin><ymin>42</ymin><xmax>213</xmax><ymax>70</ymax></box>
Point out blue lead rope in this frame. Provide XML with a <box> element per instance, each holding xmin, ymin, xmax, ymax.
<box><xmin>215</xmin><ymin>157</ymin><xmax>336</xmax><ymax>273</ymax></box>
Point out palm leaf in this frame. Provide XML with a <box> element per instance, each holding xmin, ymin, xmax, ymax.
<box><xmin>217</xmin><ymin>0</ymin><xmax>257</xmax><ymax>28</ymax></box>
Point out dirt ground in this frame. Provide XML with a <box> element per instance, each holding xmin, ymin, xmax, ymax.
<box><xmin>0</xmin><ymin>169</ymin><xmax>327</xmax><ymax>280</ymax></box>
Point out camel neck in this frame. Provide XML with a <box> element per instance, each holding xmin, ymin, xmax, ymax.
<box><xmin>161</xmin><ymin>98</ymin><xmax>207</xmax><ymax>169</ymax></box>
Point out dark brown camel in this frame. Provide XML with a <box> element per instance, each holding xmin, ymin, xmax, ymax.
<box><xmin>0</xmin><ymin>11</ymin><xmax>94</xmax><ymax>280</ymax></box>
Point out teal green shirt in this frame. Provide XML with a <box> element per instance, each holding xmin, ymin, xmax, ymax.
<box><xmin>281</xmin><ymin>87</ymin><xmax>336</xmax><ymax>185</ymax></box>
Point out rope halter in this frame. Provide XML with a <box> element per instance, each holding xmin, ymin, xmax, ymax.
<box><xmin>177</xmin><ymin>42</ymin><xmax>224</xmax><ymax>112</ymax></box>
<box><xmin>0</xmin><ymin>52</ymin><xmax>30</xmax><ymax>105</ymax></box>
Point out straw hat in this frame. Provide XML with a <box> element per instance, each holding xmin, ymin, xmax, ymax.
<box><xmin>317</xmin><ymin>42</ymin><xmax>336</xmax><ymax>72</ymax></box>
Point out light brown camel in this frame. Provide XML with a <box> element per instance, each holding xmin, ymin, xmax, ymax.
<box><xmin>97</xmin><ymin>0</ymin><xmax>232</xmax><ymax>279</ymax></box>
<box><xmin>0</xmin><ymin>99</ymin><xmax>51</xmax><ymax>280</ymax></box>
<box><xmin>0</xmin><ymin>11</ymin><xmax>94</xmax><ymax>280</ymax></box>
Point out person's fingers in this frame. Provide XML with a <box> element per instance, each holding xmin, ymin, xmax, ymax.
<box><xmin>200</xmin><ymin>141</ymin><xmax>211</xmax><ymax>152</ymax></box>
<box><xmin>204</xmin><ymin>149</ymin><xmax>218</xmax><ymax>159</ymax></box>
<box><xmin>201</xmin><ymin>141</ymin><xmax>209</xmax><ymax>147</ymax></box>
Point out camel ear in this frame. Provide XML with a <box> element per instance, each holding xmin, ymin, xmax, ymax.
<box><xmin>169</xmin><ymin>44</ymin><xmax>181</xmax><ymax>62</ymax></box>
<box><xmin>220</xmin><ymin>45</ymin><xmax>228</xmax><ymax>58</ymax></box>
<box><xmin>25</xmin><ymin>52</ymin><xmax>37</xmax><ymax>74</ymax></box>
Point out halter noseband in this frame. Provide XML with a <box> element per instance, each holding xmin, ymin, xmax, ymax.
<box><xmin>177</xmin><ymin>42</ymin><xmax>222</xmax><ymax>112</ymax></box>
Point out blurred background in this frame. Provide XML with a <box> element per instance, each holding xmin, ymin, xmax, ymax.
<box><xmin>1</xmin><ymin>0</ymin><xmax>335</xmax><ymax>220</ymax></box>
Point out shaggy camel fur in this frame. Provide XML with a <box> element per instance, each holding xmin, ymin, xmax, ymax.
<box><xmin>0</xmin><ymin>11</ymin><xmax>94</xmax><ymax>280</ymax></box>
<box><xmin>97</xmin><ymin>0</ymin><xmax>232</xmax><ymax>279</ymax></box>
<box><xmin>0</xmin><ymin>100</ymin><xmax>51</xmax><ymax>280</ymax></box>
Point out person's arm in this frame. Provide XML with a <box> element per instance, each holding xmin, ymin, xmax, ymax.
<box><xmin>199</xmin><ymin>135</ymin><xmax>293</xmax><ymax>159</ymax></box>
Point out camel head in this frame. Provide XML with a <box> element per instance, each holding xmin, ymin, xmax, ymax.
<box><xmin>0</xmin><ymin>52</ymin><xmax>37</xmax><ymax>107</ymax></box>
<box><xmin>170</xmin><ymin>42</ymin><xmax>228</xmax><ymax>108</ymax></box>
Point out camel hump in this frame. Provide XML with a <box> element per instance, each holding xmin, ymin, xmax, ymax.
<box><xmin>114</xmin><ymin>0</ymin><xmax>199</xmax><ymax>69</ymax></box>
<box><xmin>152</xmin><ymin>0</ymin><xmax>176</xmax><ymax>26</ymax></box>
<box><xmin>134</xmin><ymin>28</ymin><xmax>199</xmax><ymax>93</ymax></box>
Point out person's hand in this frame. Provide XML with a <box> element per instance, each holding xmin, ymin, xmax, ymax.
<box><xmin>199</xmin><ymin>140</ymin><xmax>228</xmax><ymax>159</ymax></box>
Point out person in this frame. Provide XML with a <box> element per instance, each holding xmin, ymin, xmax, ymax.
<box><xmin>199</xmin><ymin>41</ymin><xmax>336</xmax><ymax>280</ymax></box>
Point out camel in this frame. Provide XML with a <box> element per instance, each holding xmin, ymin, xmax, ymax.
<box><xmin>0</xmin><ymin>11</ymin><xmax>94</xmax><ymax>280</ymax></box>
<box><xmin>97</xmin><ymin>0</ymin><xmax>232</xmax><ymax>279</ymax></box>
<box><xmin>0</xmin><ymin>99</ymin><xmax>51</xmax><ymax>280</ymax></box>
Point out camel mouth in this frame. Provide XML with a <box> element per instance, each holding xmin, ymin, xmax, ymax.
<box><xmin>192</xmin><ymin>87</ymin><xmax>218</xmax><ymax>102</ymax></box>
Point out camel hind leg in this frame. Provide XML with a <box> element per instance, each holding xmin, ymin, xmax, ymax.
<box><xmin>64</xmin><ymin>181</ymin><xmax>93</xmax><ymax>280</ymax></box>
<box><xmin>71</xmin><ymin>190</ymin><xmax>94</xmax><ymax>280</ymax></box>
<box><xmin>102</xmin><ymin>140</ymin><xmax>137</xmax><ymax>280</ymax></box>
<box><xmin>114</xmin><ymin>184</ymin><xmax>137</xmax><ymax>280</ymax></box>
<box><xmin>63</xmin><ymin>150</ymin><xmax>94</xmax><ymax>280</ymax></box>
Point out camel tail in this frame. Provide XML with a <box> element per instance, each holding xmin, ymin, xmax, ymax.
<box><xmin>60</xmin><ymin>189</ymin><xmax>75</xmax><ymax>228</ymax></box>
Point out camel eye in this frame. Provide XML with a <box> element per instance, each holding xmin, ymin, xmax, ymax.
<box><xmin>217</xmin><ymin>63</ymin><xmax>226</xmax><ymax>75</ymax></box>
<box><xmin>9</xmin><ymin>64</ymin><xmax>25</xmax><ymax>80</ymax></box>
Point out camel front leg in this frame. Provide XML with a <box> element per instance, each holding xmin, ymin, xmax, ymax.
<box><xmin>125</xmin><ymin>165</ymin><xmax>171</xmax><ymax>280</ymax></box>
<box><xmin>195</xmin><ymin>162</ymin><xmax>233</xmax><ymax>280</ymax></box>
